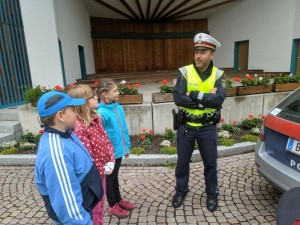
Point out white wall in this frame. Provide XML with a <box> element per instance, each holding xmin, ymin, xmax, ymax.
<box><xmin>293</xmin><ymin>0</ymin><xmax>300</xmax><ymax>38</ymax></box>
<box><xmin>53</xmin><ymin>0</ymin><xmax>95</xmax><ymax>84</ymax></box>
<box><xmin>209</xmin><ymin>0</ymin><xmax>296</xmax><ymax>72</ymax></box>
<box><xmin>20</xmin><ymin>0</ymin><xmax>63</xmax><ymax>87</ymax></box>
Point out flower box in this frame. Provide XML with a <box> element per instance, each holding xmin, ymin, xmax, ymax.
<box><xmin>118</xmin><ymin>93</ymin><xmax>143</xmax><ymax>105</ymax></box>
<box><xmin>152</xmin><ymin>92</ymin><xmax>174</xmax><ymax>103</ymax></box>
<box><xmin>226</xmin><ymin>87</ymin><xmax>237</xmax><ymax>97</ymax></box>
<box><xmin>237</xmin><ymin>85</ymin><xmax>272</xmax><ymax>96</ymax></box>
<box><xmin>272</xmin><ymin>83</ymin><xmax>300</xmax><ymax>92</ymax></box>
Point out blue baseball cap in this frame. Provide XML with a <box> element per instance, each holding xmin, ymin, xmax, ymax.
<box><xmin>37</xmin><ymin>91</ymin><xmax>85</xmax><ymax>118</ymax></box>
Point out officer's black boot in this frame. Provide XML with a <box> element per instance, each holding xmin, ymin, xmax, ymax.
<box><xmin>172</xmin><ymin>194</ymin><xmax>185</xmax><ymax>208</ymax></box>
<box><xmin>206</xmin><ymin>196</ymin><xmax>218</xmax><ymax>212</ymax></box>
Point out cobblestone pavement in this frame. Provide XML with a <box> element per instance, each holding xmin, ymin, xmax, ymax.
<box><xmin>0</xmin><ymin>153</ymin><xmax>282</xmax><ymax>225</ymax></box>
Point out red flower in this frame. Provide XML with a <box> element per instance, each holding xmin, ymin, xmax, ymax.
<box><xmin>41</xmin><ymin>86</ymin><xmax>46</xmax><ymax>90</ymax></box>
<box><xmin>248</xmin><ymin>114</ymin><xmax>254</xmax><ymax>119</ymax></box>
<box><xmin>232</xmin><ymin>120</ymin><xmax>237</xmax><ymax>125</ymax></box>
<box><xmin>149</xmin><ymin>129</ymin><xmax>153</xmax><ymax>135</ymax></box>
<box><xmin>39</xmin><ymin>130</ymin><xmax>44</xmax><ymax>134</ymax></box>
<box><xmin>220</xmin><ymin>118</ymin><xmax>225</xmax><ymax>123</ymax></box>
<box><xmin>161</xmin><ymin>80</ymin><xmax>168</xmax><ymax>85</ymax></box>
<box><xmin>234</xmin><ymin>77</ymin><xmax>241</xmax><ymax>82</ymax></box>
<box><xmin>246</xmin><ymin>75</ymin><xmax>253</xmax><ymax>80</ymax></box>
<box><xmin>142</xmin><ymin>128</ymin><xmax>146</xmax><ymax>133</ymax></box>
<box><xmin>126</xmin><ymin>84</ymin><xmax>131</xmax><ymax>89</ymax></box>
<box><xmin>94</xmin><ymin>81</ymin><xmax>99</xmax><ymax>86</ymax></box>
<box><xmin>54</xmin><ymin>85</ymin><xmax>63</xmax><ymax>91</ymax></box>
<box><xmin>133</xmin><ymin>83</ymin><xmax>140</xmax><ymax>88</ymax></box>
<box><xmin>140</xmin><ymin>135</ymin><xmax>146</xmax><ymax>140</ymax></box>
<box><xmin>261</xmin><ymin>115</ymin><xmax>266</xmax><ymax>120</ymax></box>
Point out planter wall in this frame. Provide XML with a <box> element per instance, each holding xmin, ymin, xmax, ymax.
<box><xmin>272</xmin><ymin>83</ymin><xmax>300</xmax><ymax>92</ymax></box>
<box><xmin>226</xmin><ymin>88</ymin><xmax>237</xmax><ymax>97</ymax></box>
<box><xmin>237</xmin><ymin>85</ymin><xmax>272</xmax><ymax>96</ymax></box>
<box><xmin>118</xmin><ymin>94</ymin><xmax>143</xmax><ymax>105</ymax></box>
<box><xmin>152</xmin><ymin>92</ymin><xmax>174</xmax><ymax>103</ymax></box>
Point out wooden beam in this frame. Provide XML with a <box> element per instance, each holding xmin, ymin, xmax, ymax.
<box><xmin>135</xmin><ymin>0</ymin><xmax>145</xmax><ymax>20</ymax></box>
<box><xmin>146</xmin><ymin>0</ymin><xmax>151</xmax><ymax>21</ymax></box>
<box><xmin>171</xmin><ymin>0</ymin><xmax>238</xmax><ymax>20</ymax></box>
<box><xmin>119</xmin><ymin>0</ymin><xmax>140</xmax><ymax>20</ymax></box>
<box><xmin>154</xmin><ymin>0</ymin><xmax>176</xmax><ymax>20</ymax></box>
<box><xmin>94</xmin><ymin>0</ymin><xmax>136</xmax><ymax>21</ymax></box>
<box><xmin>160</xmin><ymin>0</ymin><xmax>192</xmax><ymax>19</ymax></box>
<box><xmin>150</xmin><ymin>0</ymin><xmax>163</xmax><ymax>20</ymax></box>
<box><xmin>166</xmin><ymin>0</ymin><xmax>211</xmax><ymax>19</ymax></box>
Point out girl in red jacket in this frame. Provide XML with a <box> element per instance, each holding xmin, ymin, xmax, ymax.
<box><xmin>68</xmin><ymin>84</ymin><xmax>115</xmax><ymax>225</ymax></box>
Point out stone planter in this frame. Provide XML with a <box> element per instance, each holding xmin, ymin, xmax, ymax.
<box><xmin>237</xmin><ymin>85</ymin><xmax>272</xmax><ymax>96</ymax></box>
<box><xmin>226</xmin><ymin>87</ymin><xmax>237</xmax><ymax>97</ymax></box>
<box><xmin>152</xmin><ymin>92</ymin><xmax>173</xmax><ymax>103</ymax></box>
<box><xmin>272</xmin><ymin>83</ymin><xmax>300</xmax><ymax>92</ymax></box>
<box><xmin>118</xmin><ymin>93</ymin><xmax>143</xmax><ymax>105</ymax></box>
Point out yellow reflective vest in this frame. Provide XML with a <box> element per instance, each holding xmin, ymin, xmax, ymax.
<box><xmin>179</xmin><ymin>64</ymin><xmax>224</xmax><ymax>127</ymax></box>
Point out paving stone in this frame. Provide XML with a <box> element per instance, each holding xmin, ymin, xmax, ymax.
<box><xmin>0</xmin><ymin>153</ymin><xmax>281</xmax><ymax>224</ymax></box>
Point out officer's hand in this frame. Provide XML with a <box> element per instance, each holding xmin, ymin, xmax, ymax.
<box><xmin>209</xmin><ymin>88</ymin><xmax>217</xmax><ymax>94</ymax></box>
<box><xmin>186</xmin><ymin>92</ymin><xmax>190</xmax><ymax>96</ymax></box>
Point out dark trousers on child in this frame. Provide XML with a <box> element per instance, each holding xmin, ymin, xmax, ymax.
<box><xmin>106</xmin><ymin>157</ymin><xmax>122</xmax><ymax>207</ymax></box>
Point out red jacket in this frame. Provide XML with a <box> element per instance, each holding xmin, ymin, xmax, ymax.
<box><xmin>73</xmin><ymin>115</ymin><xmax>115</xmax><ymax>175</ymax></box>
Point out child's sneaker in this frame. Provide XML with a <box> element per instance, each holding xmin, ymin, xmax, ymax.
<box><xmin>118</xmin><ymin>199</ymin><xmax>135</xmax><ymax>211</ymax></box>
<box><xmin>107</xmin><ymin>204</ymin><xmax>129</xmax><ymax>218</ymax></box>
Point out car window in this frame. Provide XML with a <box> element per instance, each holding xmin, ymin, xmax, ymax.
<box><xmin>275</xmin><ymin>88</ymin><xmax>300</xmax><ymax>124</ymax></box>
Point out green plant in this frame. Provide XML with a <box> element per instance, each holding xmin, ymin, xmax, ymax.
<box><xmin>238</xmin><ymin>74</ymin><xmax>270</xmax><ymax>87</ymax></box>
<box><xmin>164</xmin><ymin>128</ymin><xmax>176</xmax><ymax>142</ymax></box>
<box><xmin>226</xmin><ymin>79</ymin><xmax>233</xmax><ymax>88</ymax></box>
<box><xmin>221</xmin><ymin>123</ymin><xmax>241</xmax><ymax>134</ymax></box>
<box><xmin>160</xmin><ymin>146</ymin><xmax>176</xmax><ymax>155</ymax></box>
<box><xmin>241</xmin><ymin>114</ymin><xmax>263</xmax><ymax>129</ymax></box>
<box><xmin>166</xmin><ymin>162</ymin><xmax>177</xmax><ymax>169</ymax></box>
<box><xmin>20</xmin><ymin>132</ymin><xmax>42</xmax><ymax>145</ymax></box>
<box><xmin>240</xmin><ymin>134</ymin><xmax>259</xmax><ymax>142</ymax></box>
<box><xmin>159</xmin><ymin>80</ymin><xmax>173</xmax><ymax>94</ymax></box>
<box><xmin>0</xmin><ymin>141</ymin><xmax>17</xmax><ymax>151</ymax></box>
<box><xmin>118</xmin><ymin>80</ymin><xmax>140</xmax><ymax>95</ymax></box>
<box><xmin>218</xmin><ymin>138</ymin><xmax>236</xmax><ymax>146</ymax></box>
<box><xmin>19</xmin><ymin>142</ymin><xmax>37</xmax><ymax>150</ymax></box>
<box><xmin>130</xmin><ymin>147</ymin><xmax>145</xmax><ymax>155</ymax></box>
<box><xmin>0</xmin><ymin>147</ymin><xmax>18</xmax><ymax>155</ymax></box>
<box><xmin>138</xmin><ymin>129</ymin><xmax>153</xmax><ymax>148</ymax></box>
<box><xmin>273</xmin><ymin>75</ymin><xmax>300</xmax><ymax>84</ymax></box>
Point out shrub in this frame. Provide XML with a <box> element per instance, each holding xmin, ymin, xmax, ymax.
<box><xmin>20</xmin><ymin>132</ymin><xmax>42</xmax><ymax>145</ymax></box>
<box><xmin>221</xmin><ymin>123</ymin><xmax>241</xmax><ymax>134</ymax></box>
<box><xmin>240</xmin><ymin>134</ymin><xmax>259</xmax><ymax>142</ymax></box>
<box><xmin>241</xmin><ymin>114</ymin><xmax>263</xmax><ymax>129</ymax></box>
<box><xmin>19</xmin><ymin>142</ymin><xmax>37</xmax><ymax>150</ymax></box>
<box><xmin>160</xmin><ymin>146</ymin><xmax>176</xmax><ymax>155</ymax></box>
<box><xmin>130</xmin><ymin>147</ymin><xmax>145</xmax><ymax>155</ymax></box>
<box><xmin>164</xmin><ymin>128</ymin><xmax>176</xmax><ymax>142</ymax></box>
<box><xmin>218</xmin><ymin>130</ymin><xmax>230</xmax><ymax>138</ymax></box>
<box><xmin>0</xmin><ymin>147</ymin><xmax>18</xmax><ymax>155</ymax></box>
<box><xmin>0</xmin><ymin>141</ymin><xmax>17</xmax><ymax>150</ymax></box>
<box><xmin>138</xmin><ymin>129</ymin><xmax>153</xmax><ymax>148</ymax></box>
<box><xmin>160</xmin><ymin>140</ymin><xmax>171</xmax><ymax>148</ymax></box>
<box><xmin>218</xmin><ymin>138</ymin><xmax>236</xmax><ymax>146</ymax></box>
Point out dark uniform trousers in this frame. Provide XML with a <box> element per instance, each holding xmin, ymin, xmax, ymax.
<box><xmin>175</xmin><ymin>123</ymin><xmax>219</xmax><ymax>197</ymax></box>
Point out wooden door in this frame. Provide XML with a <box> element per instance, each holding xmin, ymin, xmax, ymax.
<box><xmin>238</xmin><ymin>41</ymin><xmax>249</xmax><ymax>71</ymax></box>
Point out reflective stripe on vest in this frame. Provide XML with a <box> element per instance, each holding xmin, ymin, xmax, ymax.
<box><xmin>179</xmin><ymin>65</ymin><xmax>223</xmax><ymax>127</ymax></box>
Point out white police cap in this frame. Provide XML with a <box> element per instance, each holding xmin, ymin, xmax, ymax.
<box><xmin>194</xmin><ymin>33</ymin><xmax>221</xmax><ymax>51</ymax></box>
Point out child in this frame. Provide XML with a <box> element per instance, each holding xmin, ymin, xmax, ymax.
<box><xmin>35</xmin><ymin>91</ymin><xmax>103</xmax><ymax>225</ymax></box>
<box><xmin>97</xmin><ymin>80</ymin><xmax>135</xmax><ymax>218</ymax></box>
<box><xmin>67</xmin><ymin>84</ymin><xmax>115</xmax><ymax>225</ymax></box>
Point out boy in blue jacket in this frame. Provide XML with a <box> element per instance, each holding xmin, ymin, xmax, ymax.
<box><xmin>35</xmin><ymin>91</ymin><xmax>103</xmax><ymax>225</ymax></box>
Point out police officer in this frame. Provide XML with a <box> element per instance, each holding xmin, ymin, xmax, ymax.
<box><xmin>172</xmin><ymin>33</ymin><xmax>226</xmax><ymax>212</ymax></box>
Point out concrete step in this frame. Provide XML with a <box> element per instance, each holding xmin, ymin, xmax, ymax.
<box><xmin>0</xmin><ymin>107</ymin><xmax>20</xmax><ymax>121</ymax></box>
<box><xmin>0</xmin><ymin>132</ymin><xmax>15</xmax><ymax>144</ymax></box>
<box><xmin>0</xmin><ymin>121</ymin><xmax>22</xmax><ymax>133</ymax></box>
